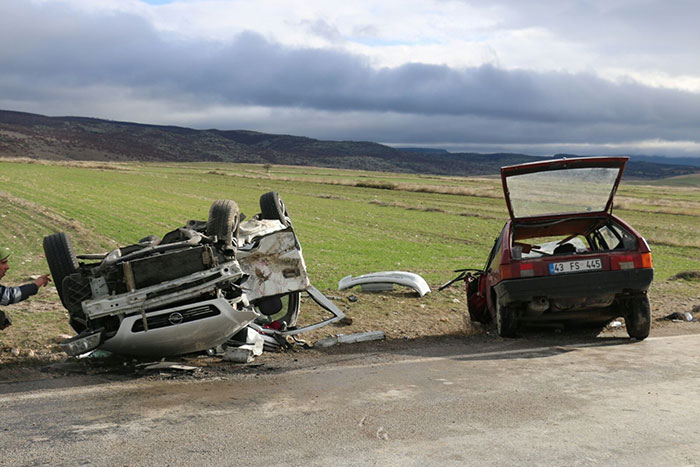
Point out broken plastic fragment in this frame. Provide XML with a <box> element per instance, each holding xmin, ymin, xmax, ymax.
<box><xmin>338</xmin><ymin>272</ymin><xmax>430</xmax><ymax>296</ymax></box>
<box><xmin>139</xmin><ymin>361</ymin><xmax>198</xmax><ymax>371</ymax></box>
<box><xmin>223</xmin><ymin>328</ymin><xmax>264</xmax><ymax>362</ymax></box>
<box><xmin>315</xmin><ymin>331</ymin><xmax>385</xmax><ymax>348</ymax></box>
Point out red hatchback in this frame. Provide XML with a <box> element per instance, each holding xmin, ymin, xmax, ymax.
<box><xmin>466</xmin><ymin>156</ymin><xmax>654</xmax><ymax>339</ymax></box>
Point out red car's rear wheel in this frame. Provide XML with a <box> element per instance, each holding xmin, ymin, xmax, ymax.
<box><xmin>496</xmin><ymin>297</ymin><xmax>518</xmax><ymax>338</ymax></box>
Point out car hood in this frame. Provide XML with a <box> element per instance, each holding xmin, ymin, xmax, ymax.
<box><xmin>500</xmin><ymin>156</ymin><xmax>628</xmax><ymax>222</ymax></box>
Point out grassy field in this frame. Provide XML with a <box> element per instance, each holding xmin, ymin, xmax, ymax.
<box><xmin>0</xmin><ymin>159</ymin><xmax>699</xmax><ymax>359</ymax></box>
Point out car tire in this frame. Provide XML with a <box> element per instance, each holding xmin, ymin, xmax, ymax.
<box><xmin>260</xmin><ymin>191</ymin><xmax>289</xmax><ymax>226</ymax></box>
<box><xmin>43</xmin><ymin>232</ymin><xmax>79</xmax><ymax>307</ymax></box>
<box><xmin>625</xmin><ymin>295</ymin><xmax>651</xmax><ymax>340</ymax></box>
<box><xmin>207</xmin><ymin>200</ymin><xmax>239</xmax><ymax>248</ymax></box>
<box><xmin>496</xmin><ymin>298</ymin><xmax>518</xmax><ymax>338</ymax></box>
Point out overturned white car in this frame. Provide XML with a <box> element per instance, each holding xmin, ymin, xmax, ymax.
<box><xmin>43</xmin><ymin>192</ymin><xmax>343</xmax><ymax>357</ymax></box>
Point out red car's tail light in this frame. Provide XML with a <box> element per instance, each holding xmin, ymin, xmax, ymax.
<box><xmin>519</xmin><ymin>262</ymin><xmax>535</xmax><ymax>277</ymax></box>
<box><xmin>611</xmin><ymin>252</ymin><xmax>653</xmax><ymax>270</ymax></box>
<box><xmin>500</xmin><ymin>262</ymin><xmax>535</xmax><ymax>279</ymax></box>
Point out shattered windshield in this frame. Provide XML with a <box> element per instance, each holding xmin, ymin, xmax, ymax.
<box><xmin>506</xmin><ymin>167</ymin><xmax>620</xmax><ymax>219</ymax></box>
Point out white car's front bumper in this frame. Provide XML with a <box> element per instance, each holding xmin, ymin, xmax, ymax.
<box><xmin>99</xmin><ymin>297</ymin><xmax>259</xmax><ymax>356</ymax></box>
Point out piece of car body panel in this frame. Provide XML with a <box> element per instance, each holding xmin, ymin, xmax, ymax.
<box><xmin>99</xmin><ymin>298</ymin><xmax>260</xmax><ymax>356</ymax></box>
<box><xmin>249</xmin><ymin>286</ymin><xmax>345</xmax><ymax>336</ymax></box>
<box><xmin>238</xmin><ymin>218</ymin><xmax>288</xmax><ymax>245</ymax></box>
<box><xmin>338</xmin><ymin>271</ymin><xmax>431</xmax><ymax>297</ymax></box>
<box><xmin>237</xmin><ymin>226</ymin><xmax>309</xmax><ymax>302</ymax></box>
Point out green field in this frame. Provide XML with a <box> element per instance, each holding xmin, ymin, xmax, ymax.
<box><xmin>1</xmin><ymin>159</ymin><xmax>699</xmax><ymax>290</ymax></box>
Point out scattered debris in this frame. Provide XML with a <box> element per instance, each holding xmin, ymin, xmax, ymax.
<box><xmin>223</xmin><ymin>347</ymin><xmax>260</xmax><ymax>363</ymax></box>
<box><xmin>222</xmin><ymin>328</ymin><xmax>264</xmax><ymax>363</ymax></box>
<box><xmin>335</xmin><ymin>316</ymin><xmax>354</xmax><ymax>326</ymax></box>
<box><xmin>138</xmin><ymin>361</ymin><xmax>199</xmax><ymax>372</ymax></box>
<box><xmin>338</xmin><ymin>271</ymin><xmax>431</xmax><ymax>296</ymax></box>
<box><xmin>315</xmin><ymin>331</ymin><xmax>385</xmax><ymax>348</ymax></box>
<box><xmin>610</xmin><ymin>320</ymin><xmax>623</xmax><ymax>328</ymax></box>
<box><xmin>81</xmin><ymin>349</ymin><xmax>114</xmax><ymax>359</ymax></box>
<box><xmin>348</xmin><ymin>295</ymin><xmax>358</xmax><ymax>303</ymax></box>
<box><xmin>259</xmin><ymin>334</ymin><xmax>286</xmax><ymax>352</ymax></box>
<box><xmin>659</xmin><ymin>312</ymin><xmax>695</xmax><ymax>322</ymax></box>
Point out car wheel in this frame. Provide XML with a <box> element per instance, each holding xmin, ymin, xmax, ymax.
<box><xmin>260</xmin><ymin>191</ymin><xmax>289</xmax><ymax>226</ymax></box>
<box><xmin>625</xmin><ymin>295</ymin><xmax>651</xmax><ymax>340</ymax></box>
<box><xmin>496</xmin><ymin>297</ymin><xmax>518</xmax><ymax>338</ymax></box>
<box><xmin>207</xmin><ymin>200</ymin><xmax>239</xmax><ymax>248</ymax></box>
<box><xmin>43</xmin><ymin>232</ymin><xmax>79</xmax><ymax>307</ymax></box>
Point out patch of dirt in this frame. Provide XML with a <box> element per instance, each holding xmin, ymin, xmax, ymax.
<box><xmin>668</xmin><ymin>270</ymin><xmax>700</xmax><ymax>282</ymax></box>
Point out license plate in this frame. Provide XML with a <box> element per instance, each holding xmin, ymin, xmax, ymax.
<box><xmin>549</xmin><ymin>258</ymin><xmax>602</xmax><ymax>274</ymax></box>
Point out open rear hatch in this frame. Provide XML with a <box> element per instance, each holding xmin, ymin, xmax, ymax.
<box><xmin>501</xmin><ymin>157</ymin><xmax>628</xmax><ymax>222</ymax></box>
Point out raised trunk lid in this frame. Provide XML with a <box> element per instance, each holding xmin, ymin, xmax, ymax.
<box><xmin>500</xmin><ymin>156</ymin><xmax>628</xmax><ymax>222</ymax></box>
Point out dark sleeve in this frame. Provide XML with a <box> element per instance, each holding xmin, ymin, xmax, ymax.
<box><xmin>2</xmin><ymin>283</ymin><xmax>36</xmax><ymax>305</ymax></box>
<box><xmin>19</xmin><ymin>283</ymin><xmax>39</xmax><ymax>298</ymax></box>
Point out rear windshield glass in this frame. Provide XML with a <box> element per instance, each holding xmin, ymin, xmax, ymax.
<box><xmin>507</xmin><ymin>167</ymin><xmax>620</xmax><ymax>218</ymax></box>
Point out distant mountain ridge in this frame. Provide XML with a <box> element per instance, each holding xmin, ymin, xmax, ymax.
<box><xmin>1</xmin><ymin>109</ymin><xmax>697</xmax><ymax>179</ymax></box>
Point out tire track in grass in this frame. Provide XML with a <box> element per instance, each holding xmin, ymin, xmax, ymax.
<box><xmin>0</xmin><ymin>190</ymin><xmax>115</xmax><ymax>254</ymax></box>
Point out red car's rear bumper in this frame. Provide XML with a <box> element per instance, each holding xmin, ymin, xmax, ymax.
<box><xmin>494</xmin><ymin>268</ymin><xmax>654</xmax><ymax>304</ymax></box>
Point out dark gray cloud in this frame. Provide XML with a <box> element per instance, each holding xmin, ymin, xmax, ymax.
<box><xmin>2</xmin><ymin>1</ymin><xmax>700</xmax><ymax>156</ymax></box>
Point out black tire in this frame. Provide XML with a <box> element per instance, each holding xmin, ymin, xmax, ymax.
<box><xmin>496</xmin><ymin>297</ymin><xmax>518</xmax><ymax>338</ymax></box>
<box><xmin>626</xmin><ymin>295</ymin><xmax>651</xmax><ymax>340</ymax></box>
<box><xmin>260</xmin><ymin>191</ymin><xmax>289</xmax><ymax>226</ymax></box>
<box><xmin>61</xmin><ymin>272</ymin><xmax>90</xmax><ymax>333</ymax></box>
<box><xmin>207</xmin><ymin>200</ymin><xmax>239</xmax><ymax>248</ymax></box>
<box><xmin>43</xmin><ymin>232</ymin><xmax>79</xmax><ymax>307</ymax></box>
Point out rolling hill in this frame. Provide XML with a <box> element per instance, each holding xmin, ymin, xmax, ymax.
<box><xmin>1</xmin><ymin>109</ymin><xmax>697</xmax><ymax>179</ymax></box>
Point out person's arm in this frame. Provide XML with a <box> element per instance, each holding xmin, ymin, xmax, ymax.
<box><xmin>0</xmin><ymin>283</ymin><xmax>39</xmax><ymax>306</ymax></box>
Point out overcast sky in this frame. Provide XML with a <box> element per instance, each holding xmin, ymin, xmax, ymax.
<box><xmin>2</xmin><ymin>0</ymin><xmax>700</xmax><ymax>157</ymax></box>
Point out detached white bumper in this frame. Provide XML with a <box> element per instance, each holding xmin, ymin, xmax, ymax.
<box><xmin>338</xmin><ymin>271</ymin><xmax>431</xmax><ymax>297</ymax></box>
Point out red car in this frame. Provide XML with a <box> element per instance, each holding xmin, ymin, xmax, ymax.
<box><xmin>466</xmin><ymin>156</ymin><xmax>654</xmax><ymax>339</ymax></box>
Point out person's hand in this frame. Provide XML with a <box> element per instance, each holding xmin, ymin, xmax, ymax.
<box><xmin>34</xmin><ymin>274</ymin><xmax>51</xmax><ymax>288</ymax></box>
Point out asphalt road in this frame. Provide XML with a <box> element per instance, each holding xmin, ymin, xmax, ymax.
<box><xmin>1</xmin><ymin>334</ymin><xmax>700</xmax><ymax>466</ymax></box>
